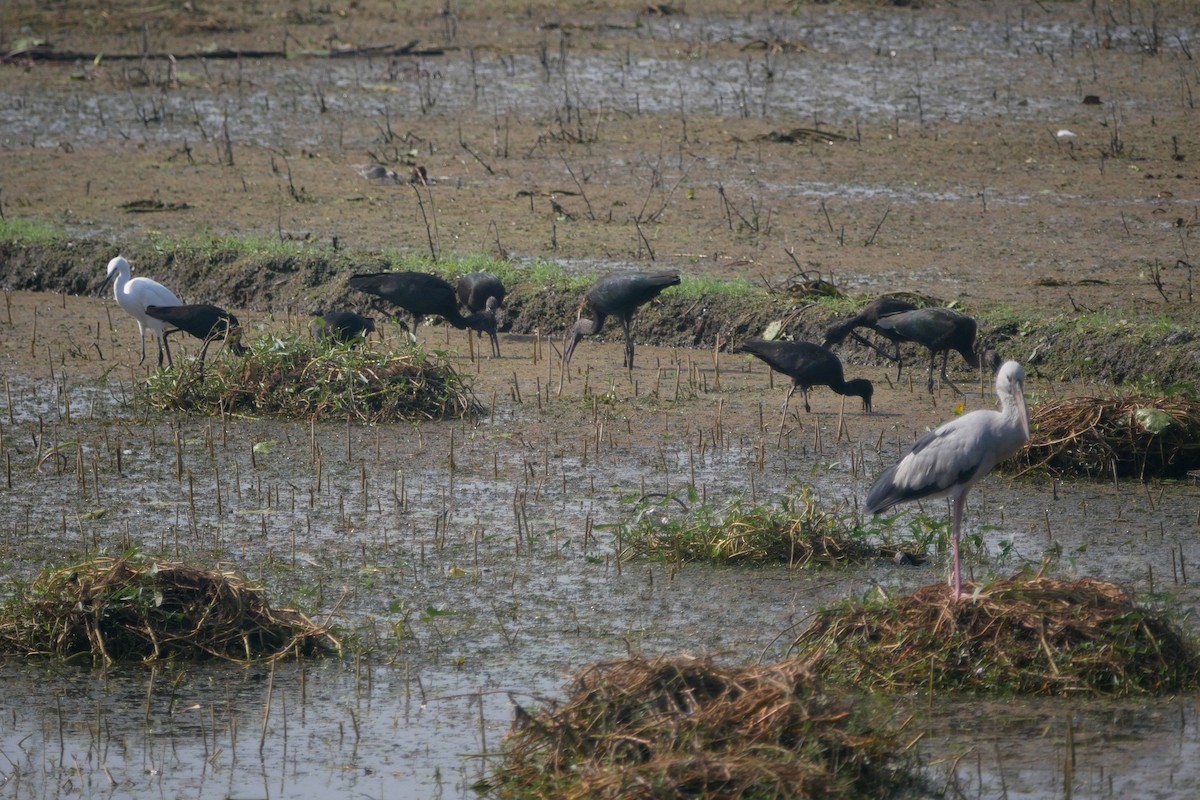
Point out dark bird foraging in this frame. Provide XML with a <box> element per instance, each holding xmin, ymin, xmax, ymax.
<box><xmin>872</xmin><ymin>307</ymin><xmax>999</xmax><ymax>395</ymax></box>
<box><xmin>864</xmin><ymin>360</ymin><xmax>1030</xmax><ymax>600</ymax></box>
<box><xmin>348</xmin><ymin>271</ymin><xmax>500</xmax><ymax>357</ymax></box>
<box><xmin>822</xmin><ymin>296</ymin><xmax>919</xmax><ymax>374</ymax></box>
<box><xmin>736</xmin><ymin>339</ymin><xmax>874</xmax><ymax>414</ymax></box>
<box><xmin>144</xmin><ymin>303</ymin><xmax>248</xmax><ymax>366</ymax></box>
<box><xmin>311</xmin><ymin>311</ymin><xmax>376</xmax><ymax>347</ymax></box>
<box><xmin>561</xmin><ymin>272</ymin><xmax>681</xmax><ymax>381</ymax></box>
<box><xmin>103</xmin><ymin>255</ymin><xmax>183</xmax><ymax>367</ymax></box>
<box><xmin>456</xmin><ymin>271</ymin><xmax>507</xmax><ymax>313</ymax></box>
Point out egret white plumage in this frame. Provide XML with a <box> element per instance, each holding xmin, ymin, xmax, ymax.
<box><xmin>103</xmin><ymin>255</ymin><xmax>182</xmax><ymax>367</ymax></box>
<box><xmin>864</xmin><ymin>360</ymin><xmax>1030</xmax><ymax>600</ymax></box>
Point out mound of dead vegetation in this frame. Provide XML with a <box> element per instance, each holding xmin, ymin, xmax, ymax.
<box><xmin>481</xmin><ymin>654</ymin><xmax>916</xmax><ymax>800</ymax></box>
<box><xmin>792</xmin><ymin>574</ymin><xmax>1200</xmax><ymax>697</ymax></box>
<box><xmin>0</xmin><ymin>556</ymin><xmax>340</xmax><ymax>664</ymax></box>
<box><xmin>143</xmin><ymin>335</ymin><xmax>479</xmax><ymax>422</ymax></box>
<box><xmin>1006</xmin><ymin>394</ymin><xmax>1200</xmax><ymax>479</ymax></box>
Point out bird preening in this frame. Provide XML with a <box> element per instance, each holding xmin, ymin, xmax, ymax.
<box><xmin>348</xmin><ymin>271</ymin><xmax>501</xmax><ymax>357</ymax></box>
<box><xmin>103</xmin><ymin>255</ymin><xmax>183</xmax><ymax>367</ymax></box>
<box><xmin>559</xmin><ymin>271</ymin><xmax>680</xmax><ymax>390</ymax></box>
<box><xmin>864</xmin><ymin>360</ymin><xmax>1031</xmax><ymax>601</ymax></box>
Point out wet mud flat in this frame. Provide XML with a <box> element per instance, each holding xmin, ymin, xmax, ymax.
<box><xmin>0</xmin><ymin>290</ymin><xmax>1198</xmax><ymax>797</ymax></box>
<box><xmin>2</xmin><ymin>0</ymin><xmax>1200</xmax><ymax>796</ymax></box>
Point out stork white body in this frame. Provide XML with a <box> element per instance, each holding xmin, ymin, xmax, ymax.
<box><xmin>865</xmin><ymin>360</ymin><xmax>1030</xmax><ymax>600</ymax></box>
<box><xmin>104</xmin><ymin>255</ymin><xmax>182</xmax><ymax>366</ymax></box>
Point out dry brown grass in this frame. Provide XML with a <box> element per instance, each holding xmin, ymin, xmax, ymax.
<box><xmin>482</xmin><ymin>653</ymin><xmax>915</xmax><ymax>799</ymax></box>
<box><xmin>1008</xmin><ymin>395</ymin><xmax>1200</xmax><ymax>479</ymax></box>
<box><xmin>0</xmin><ymin>556</ymin><xmax>339</xmax><ymax>665</ymax></box>
<box><xmin>793</xmin><ymin>574</ymin><xmax>1200</xmax><ymax>697</ymax></box>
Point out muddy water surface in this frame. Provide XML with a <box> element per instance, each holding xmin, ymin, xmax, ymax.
<box><xmin>2</xmin><ymin>0</ymin><xmax>1200</xmax><ymax>796</ymax></box>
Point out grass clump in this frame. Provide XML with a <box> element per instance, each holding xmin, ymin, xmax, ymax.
<box><xmin>610</xmin><ymin>485</ymin><xmax>911</xmax><ymax>567</ymax></box>
<box><xmin>481</xmin><ymin>653</ymin><xmax>916</xmax><ymax>800</ymax></box>
<box><xmin>792</xmin><ymin>573</ymin><xmax>1200</xmax><ymax>696</ymax></box>
<box><xmin>0</xmin><ymin>555</ymin><xmax>339</xmax><ymax>665</ymax></box>
<box><xmin>1007</xmin><ymin>393</ymin><xmax>1200</xmax><ymax>478</ymax></box>
<box><xmin>143</xmin><ymin>334</ymin><xmax>479</xmax><ymax>421</ymax></box>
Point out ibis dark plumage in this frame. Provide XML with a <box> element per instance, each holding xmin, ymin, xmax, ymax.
<box><xmin>873</xmin><ymin>307</ymin><xmax>998</xmax><ymax>395</ymax></box>
<box><xmin>822</xmin><ymin>296</ymin><xmax>919</xmax><ymax>375</ymax></box>
<box><xmin>561</xmin><ymin>272</ymin><xmax>680</xmax><ymax>380</ymax></box>
<box><xmin>103</xmin><ymin>255</ymin><xmax>182</xmax><ymax>367</ymax></box>
<box><xmin>865</xmin><ymin>360</ymin><xmax>1030</xmax><ymax>600</ymax></box>
<box><xmin>312</xmin><ymin>311</ymin><xmax>376</xmax><ymax>347</ymax></box>
<box><xmin>144</xmin><ymin>303</ymin><xmax>247</xmax><ymax>366</ymax></box>
<box><xmin>737</xmin><ymin>339</ymin><xmax>874</xmax><ymax>414</ymax></box>
<box><xmin>348</xmin><ymin>271</ymin><xmax>500</xmax><ymax>356</ymax></box>
<box><xmin>456</xmin><ymin>271</ymin><xmax>506</xmax><ymax>313</ymax></box>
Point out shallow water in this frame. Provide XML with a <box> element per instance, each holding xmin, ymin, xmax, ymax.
<box><xmin>3</xmin><ymin>2</ymin><xmax>1200</xmax><ymax>796</ymax></box>
<box><xmin>2</xmin><ymin>341</ymin><xmax>1200</xmax><ymax>797</ymax></box>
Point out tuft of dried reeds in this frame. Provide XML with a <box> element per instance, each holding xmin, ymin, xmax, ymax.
<box><xmin>793</xmin><ymin>574</ymin><xmax>1200</xmax><ymax>696</ymax></box>
<box><xmin>143</xmin><ymin>334</ymin><xmax>480</xmax><ymax>422</ymax></box>
<box><xmin>1007</xmin><ymin>394</ymin><xmax>1200</xmax><ymax>479</ymax></box>
<box><xmin>0</xmin><ymin>555</ymin><xmax>340</xmax><ymax>664</ymax></box>
<box><xmin>482</xmin><ymin>653</ymin><xmax>915</xmax><ymax>799</ymax></box>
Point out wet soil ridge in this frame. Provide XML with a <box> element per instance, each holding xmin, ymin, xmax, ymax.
<box><xmin>4</xmin><ymin>238</ymin><xmax>1198</xmax><ymax>389</ymax></box>
<box><xmin>0</xmin><ymin>555</ymin><xmax>340</xmax><ymax>665</ymax></box>
<box><xmin>793</xmin><ymin>575</ymin><xmax>1200</xmax><ymax>697</ymax></box>
<box><xmin>483</xmin><ymin>653</ymin><xmax>917</xmax><ymax>799</ymax></box>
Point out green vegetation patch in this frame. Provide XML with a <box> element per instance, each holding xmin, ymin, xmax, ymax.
<box><xmin>480</xmin><ymin>654</ymin><xmax>916</xmax><ymax>800</ymax></box>
<box><xmin>143</xmin><ymin>335</ymin><xmax>479</xmax><ymax>421</ymax></box>
<box><xmin>611</xmin><ymin>486</ymin><xmax>912</xmax><ymax>567</ymax></box>
<box><xmin>0</xmin><ymin>555</ymin><xmax>340</xmax><ymax>665</ymax></box>
<box><xmin>792</xmin><ymin>574</ymin><xmax>1200</xmax><ymax>697</ymax></box>
<box><xmin>1007</xmin><ymin>394</ymin><xmax>1200</xmax><ymax>478</ymax></box>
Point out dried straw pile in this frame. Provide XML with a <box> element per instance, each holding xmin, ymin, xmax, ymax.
<box><xmin>483</xmin><ymin>654</ymin><xmax>913</xmax><ymax>799</ymax></box>
<box><xmin>0</xmin><ymin>556</ymin><xmax>339</xmax><ymax>664</ymax></box>
<box><xmin>1007</xmin><ymin>395</ymin><xmax>1200</xmax><ymax>478</ymax></box>
<box><xmin>794</xmin><ymin>574</ymin><xmax>1200</xmax><ymax>697</ymax></box>
<box><xmin>144</xmin><ymin>338</ymin><xmax>479</xmax><ymax>422</ymax></box>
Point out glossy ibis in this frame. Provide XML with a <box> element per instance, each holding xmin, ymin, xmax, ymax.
<box><xmin>348</xmin><ymin>271</ymin><xmax>499</xmax><ymax>356</ymax></box>
<box><xmin>737</xmin><ymin>339</ymin><xmax>873</xmax><ymax>413</ymax></box>
<box><xmin>312</xmin><ymin>311</ymin><xmax>376</xmax><ymax>347</ymax></box>
<box><xmin>456</xmin><ymin>271</ymin><xmax>506</xmax><ymax>313</ymax></box>
<box><xmin>144</xmin><ymin>303</ymin><xmax>247</xmax><ymax>366</ymax></box>
<box><xmin>822</xmin><ymin>296</ymin><xmax>919</xmax><ymax>375</ymax></box>
<box><xmin>560</xmin><ymin>272</ymin><xmax>680</xmax><ymax>382</ymax></box>
<box><xmin>873</xmin><ymin>307</ymin><xmax>998</xmax><ymax>395</ymax></box>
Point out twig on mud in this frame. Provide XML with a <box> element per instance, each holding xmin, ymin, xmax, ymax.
<box><xmin>634</xmin><ymin>219</ymin><xmax>656</xmax><ymax>261</ymax></box>
<box><xmin>559</xmin><ymin>154</ymin><xmax>595</xmax><ymax>220</ymax></box>
<box><xmin>458</xmin><ymin>123</ymin><xmax>494</xmax><ymax>175</ymax></box>
<box><xmin>412</xmin><ymin>183</ymin><xmax>440</xmax><ymax>261</ymax></box>
<box><xmin>864</xmin><ymin>205</ymin><xmax>890</xmax><ymax>246</ymax></box>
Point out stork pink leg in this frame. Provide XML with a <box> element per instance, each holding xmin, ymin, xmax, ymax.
<box><xmin>950</xmin><ymin>492</ymin><xmax>968</xmax><ymax>600</ymax></box>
